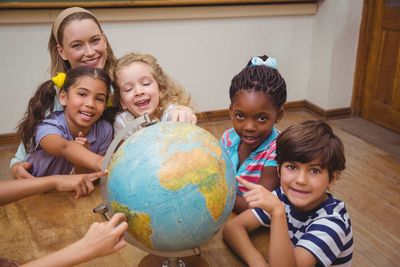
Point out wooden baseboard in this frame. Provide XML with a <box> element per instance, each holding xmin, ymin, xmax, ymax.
<box><xmin>196</xmin><ymin>100</ymin><xmax>352</xmax><ymax>123</ymax></box>
<box><xmin>0</xmin><ymin>100</ymin><xmax>351</xmax><ymax>145</ymax></box>
<box><xmin>0</xmin><ymin>133</ymin><xmax>19</xmax><ymax>147</ymax></box>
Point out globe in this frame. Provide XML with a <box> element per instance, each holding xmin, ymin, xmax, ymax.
<box><xmin>104</xmin><ymin>121</ymin><xmax>236</xmax><ymax>254</ymax></box>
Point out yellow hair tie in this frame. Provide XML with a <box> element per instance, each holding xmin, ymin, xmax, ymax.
<box><xmin>106</xmin><ymin>97</ymin><xmax>114</xmax><ymax>108</ymax></box>
<box><xmin>51</xmin><ymin>72</ymin><xmax>66</xmax><ymax>88</ymax></box>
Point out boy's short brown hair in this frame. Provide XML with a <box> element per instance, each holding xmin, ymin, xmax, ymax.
<box><xmin>276</xmin><ymin>120</ymin><xmax>346</xmax><ymax>180</ymax></box>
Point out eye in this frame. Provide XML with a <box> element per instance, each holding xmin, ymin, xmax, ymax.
<box><xmin>235</xmin><ymin>114</ymin><xmax>244</xmax><ymax>120</ymax></box>
<box><xmin>310</xmin><ymin>168</ymin><xmax>322</xmax><ymax>174</ymax></box>
<box><xmin>91</xmin><ymin>37</ymin><xmax>104</xmax><ymax>46</ymax></box>
<box><xmin>286</xmin><ymin>164</ymin><xmax>296</xmax><ymax>171</ymax></box>
<box><xmin>142</xmin><ymin>80</ymin><xmax>152</xmax><ymax>86</ymax></box>
<box><xmin>257</xmin><ymin>115</ymin><xmax>267</xmax><ymax>122</ymax></box>
<box><xmin>96</xmin><ymin>96</ymin><xmax>106</xmax><ymax>103</ymax></box>
<box><xmin>71</xmin><ymin>43</ymin><xmax>82</xmax><ymax>49</ymax></box>
<box><xmin>124</xmin><ymin>88</ymin><xmax>133</xmax><ymax>93</ymax></box>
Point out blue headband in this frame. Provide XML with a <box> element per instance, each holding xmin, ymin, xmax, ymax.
<box><xmin>251</xmin><ymin>56</ymin><xmax>278</xmax><ymax>69</ymax></box>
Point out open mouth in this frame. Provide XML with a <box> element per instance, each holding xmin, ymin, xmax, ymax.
<box><xmin>135</xmin><ymin>99</ymin><xmax>151</xmax><ymax>108</ymax></box>
<box><xmin>82</xmin><ymin>57</ymin><xmax>99</xmax><ymax>67</ymax></box>
<box><xmin>242</xmin><ymin>135</ymin><xmax>259</xmax><ymax>144</ymax></box>
<box><xmin>289</xmin><ymin>188</ymin><xmax>310</xmax><ymax>198</ymax></box>
<box><xmin>80</xmin><ymin>111</ymin><xmax>94</xmax><ymax>122</ymax></box>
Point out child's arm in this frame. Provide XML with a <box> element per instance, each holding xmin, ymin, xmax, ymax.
<box><xmin>165</xmin><ymin>105</ymin><xmax>197</xmax><ymax>124</ymax></box>
<box><xmin>259</xmin><ymin>166</ymin><xmax>280</xmax><ymax>192</ymax></box>
<box><xmin>11</xmin><ymin>162</ymin><xmax>35</xmax><ymax>180</ymax></box>
<box><xmin>40</xmin><ymin>134</ymin><xmax>103</xmax><ymax>172</ymax></box>
<box><xmin>0</xmin><ymin>171</ymin><xmax>105</xmax><ymax>206</ymax></box>
<box><xmin>233</xmin><ymin>195</ymin><xmax>249</xmax><ymax>214</ymax></box>
<box><xmin>238</xmin><ymin>177</ymin><xmax>317</xmax><ymax>267</ymax></box>
<box><xmin>234</xmin><ymin>167</ymin><xmax>279</xmax><ymax>214</ymax></box>
<box><xmin>10</xmin><ymin>143</ymin><xmax>35</xmax><ymax>179</ymax></box>
<box><xmin>223</xmin><ymin>209</ymin><xmax>267</xmax><ymax>267</ymax></box>
<box><xmin>21</xmin><ymin>213</ymin><xmax>128</xmax><ymax>267</ymax></box>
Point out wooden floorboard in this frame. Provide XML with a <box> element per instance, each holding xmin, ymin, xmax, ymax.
<box><xmin>0</xmin><ymin>110</ymin><xmax>399</xmax><ymax>266</ymax></box>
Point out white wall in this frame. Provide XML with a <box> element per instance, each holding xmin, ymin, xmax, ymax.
<box><xmin>308</xmin><ymin>0</ymin><xmax>363</xmax><ymax>109</ymax></box>
<box><xmin>0</xmin><ymin>1</ymin><xmax>362</xmax><ymax>134</ymax></box>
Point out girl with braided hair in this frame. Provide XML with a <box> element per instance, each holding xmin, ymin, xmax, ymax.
<box><xmin>220</xmin><ymin>55</ymin><xmax>287</xmax><ymax>213</ymax></box>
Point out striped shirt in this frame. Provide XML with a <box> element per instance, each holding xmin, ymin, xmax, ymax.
<box><xmin>220</xmin><ymin>127</ymin><xmax>279</xmax><ymax>195</ymax></box>
<box><xmin>253</xmin><ymin>187</ymin><xmax>353</xmax><ymax>266</ymax></box>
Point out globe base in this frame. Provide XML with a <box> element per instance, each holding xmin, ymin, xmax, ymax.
<box><xmin>139</xmin><ymin>254</ymin><xmax>209</xmax><ymax>267</ymax></box>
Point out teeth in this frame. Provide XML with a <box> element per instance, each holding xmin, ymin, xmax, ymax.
<box><xmin>84</xmin><ymin>58</ymin><xmax>98</xmax><ymax>65</ymax></box>
<box><xmin>81</xmin><ymin>111</ymin><xmax>93</xmax><ymax>117</ymax></box>
<box><xmin>135</xmin><ymin>99</ymin><xmax>150</xmax><ymax>107</ymax></box>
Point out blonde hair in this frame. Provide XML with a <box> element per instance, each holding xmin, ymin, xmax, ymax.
<box><xmin>112</xmin><ymin>52</ymin><xmax>192</xmax><ymax>119</ymax></box>
<box><xmin>48</xmin><ymin>8</ymin><xmax>116</xmax><ymax>76</ymax></box>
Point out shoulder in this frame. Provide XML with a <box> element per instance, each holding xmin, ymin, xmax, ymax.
<box><xmin>114</xmin><ymin>111</ymin><xmax>135</xmax><ymax>125</ymax></box>
<box><xmin>221</xmin><ymin>128</ymin><xmax>239</xmax><ymax>146</ymax></box>
<box><xmin>36</xmin><ymin>111</ymin><xmax>69</xmax><ymax>137</ymax></box>
<box><xmin>94</xmin><ymin>119</ymin><xmax>113</xmax><ymax>133</ymax></box>
<box><xmin>295</xmin><ymin>195</ymin><xmax>353</xmax><ymax>265</ymax></box>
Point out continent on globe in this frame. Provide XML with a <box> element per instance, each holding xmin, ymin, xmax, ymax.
<box><xmin>105</xmin><ymin>122</ymin><xmax>236</xmax><ymax>252</ymax></box>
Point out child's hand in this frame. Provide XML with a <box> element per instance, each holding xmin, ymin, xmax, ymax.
<box><xmin>75</xmin><ymin>131</ymin><xmax>90</xmax><ymax>149</ymax></box>
<box><xmin>237</xmin><ymin>176</ymin><xmax>282</xmax><ymax>215</ymax></box>
<box><xmin>52</xmin><ymin>171</ymin><xmax>105</xmax><ymax>199</ymax></box>
<box><xmin>11</xmin><ymin>162</ymin><xmax>35</xmax><ymax>179</ymax></box>
<box><xmin>170</xmin><ymin>106</ymin><xmax>197</xmax><ymax>124</ymax></box>
<box><xmin>77</xmin><ymin>213</ymin><xmax>128</xmax><ymax>259</ymax></box>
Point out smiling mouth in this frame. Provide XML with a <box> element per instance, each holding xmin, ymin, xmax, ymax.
<box><xmin>290</xmin><ymin>188</ymin><xmax>310</xmax><ymax>197</ymax></box>
<box><xmin>242</xmin><ymin>135</ymin><xmax>259</xmax><ymax>144</ymax></box>
<box><xmin>135</xmin><ymin>99</ymin><xmax>150</xmax><ymax>108</ymax></box>
<box><xmin>83</xmin><ymin>57</ymin><xmax>99</xmax><ymax>66</ymax></box>
<box><xmin>80</xmin><ymin>111</ymin><xmax>94</xmax><ymax>121</ymax></box>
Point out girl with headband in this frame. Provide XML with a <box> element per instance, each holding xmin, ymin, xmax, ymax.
<box><xmin>11</xmin><ymin>7</ymin><xmax>196</xmax><ymax>179</ymax></box>
<box><xmin>10</xmin><ymin>7</ymin><xmax>115</xmax><ymax>179</ymax></box>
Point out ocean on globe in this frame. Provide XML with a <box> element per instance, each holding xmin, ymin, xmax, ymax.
<box><xmin>106</xmin><ymin>121</ymin><xmax>236</xmax><ymax>252</ymax></box>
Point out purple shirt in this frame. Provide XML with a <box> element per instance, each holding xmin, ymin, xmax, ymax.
<box><xmin>27</xmin><ymin>111</ymin><xmax>113</xmax><ymax>177</ymax></box>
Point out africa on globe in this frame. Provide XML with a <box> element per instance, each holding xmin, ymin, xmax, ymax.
<box><xmin>105</xmin><ymin>121</ymin><xmax>236</xmax><ymax>253</ymax></box>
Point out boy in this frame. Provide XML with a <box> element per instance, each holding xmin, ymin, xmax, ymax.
<box><xmin>223</xmin><ymin>120</ymin><xmax>353</xmax><ymax>267</ymax></box>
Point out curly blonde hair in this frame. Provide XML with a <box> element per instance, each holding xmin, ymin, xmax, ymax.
<box><xmin>112</xmin><ymin>52</ymin><xmax>192</xmax><ymax>119</ymax></box>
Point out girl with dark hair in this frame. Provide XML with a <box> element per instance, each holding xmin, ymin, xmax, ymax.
<box><xmin>17</xmin><ymin>66</ymin><xmax>113</xmax><ymax>177</ymax></box>
<box><xmin>221</xmin><ymin>55</ymin><xmax>287</xmax><ymax>213</ymax></box>
<box><xmin>11</xmin><ymin>7</ymin><xmax>117</xmax><ymax>179</ymax></box>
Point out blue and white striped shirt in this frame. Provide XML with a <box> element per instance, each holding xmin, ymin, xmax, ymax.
<box><xmin>253</xmin><ymin>187</ymin><xmax>353</xmax><ymax>266</ymax></box>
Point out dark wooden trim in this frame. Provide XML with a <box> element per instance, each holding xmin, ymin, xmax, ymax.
<box><xmin>303</xmin><ymin>100</ymin><xmax>352</xmax><ymax>119</ymax></box>
<box><xmin>0</xmin><ymin>0</ymin><xmax>318</xmax><ymax>10</ymax></box>
<box><xmin>0</xmin><ymin>133</ymin><xmax>19</xmax><ymax>147</ymax></box>
<box><xmin>1</xmin><ymin>100</ymin><xmax>351</xmax><ymax>145</ymax></box>
<box><xmin>351</xmin><ymin>0</ymin><xmax>374</xmax><ymax>115</ymax></box>
<box><xmin>195</xmin><ymin>100</ymin><xmax>352</xmax><ymax>123</ymax></box>
<box><xmin>197</xmin><ymin>109</ymin><xmax>230</xmax><ymax>123</ymax></box>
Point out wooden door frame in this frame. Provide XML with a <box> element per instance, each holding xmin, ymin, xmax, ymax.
<box><xmin>352</xmin><ymin>0</ymin><xmax>376</xmax><ymax>115</ymax></box>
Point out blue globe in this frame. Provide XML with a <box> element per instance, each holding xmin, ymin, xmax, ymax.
<box><xmin>106</xmin><ymin>121</ymin><xmax>236</xmax><ymax>252</ymax></box>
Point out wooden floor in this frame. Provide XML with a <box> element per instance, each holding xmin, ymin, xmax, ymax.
<box><xmin>0</xmin><ymin>110</ymin><xmax>399</xmax><ymax>266</ymax></box>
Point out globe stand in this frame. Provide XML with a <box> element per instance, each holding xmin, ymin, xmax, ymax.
<box><xmin>139</xmin><ymin>255</ymin><xmax>209</xmax><ymax>267</ymax></box>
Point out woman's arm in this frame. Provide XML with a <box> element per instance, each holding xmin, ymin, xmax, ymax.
<box><xmin>21</xmin><ymin>213</ymin><xmax>128</xmax><ymax>267</ymax></box>
<box><xmin>40</xmin><ymin>134</ymin><xmax>103</xmax><ymax>172</ymax></box>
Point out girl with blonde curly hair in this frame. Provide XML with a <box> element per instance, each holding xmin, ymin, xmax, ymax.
<box><xmin>112</xmin><ymin>52</ymin><xmax>197</xmax><ymax>137</ymax></box>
